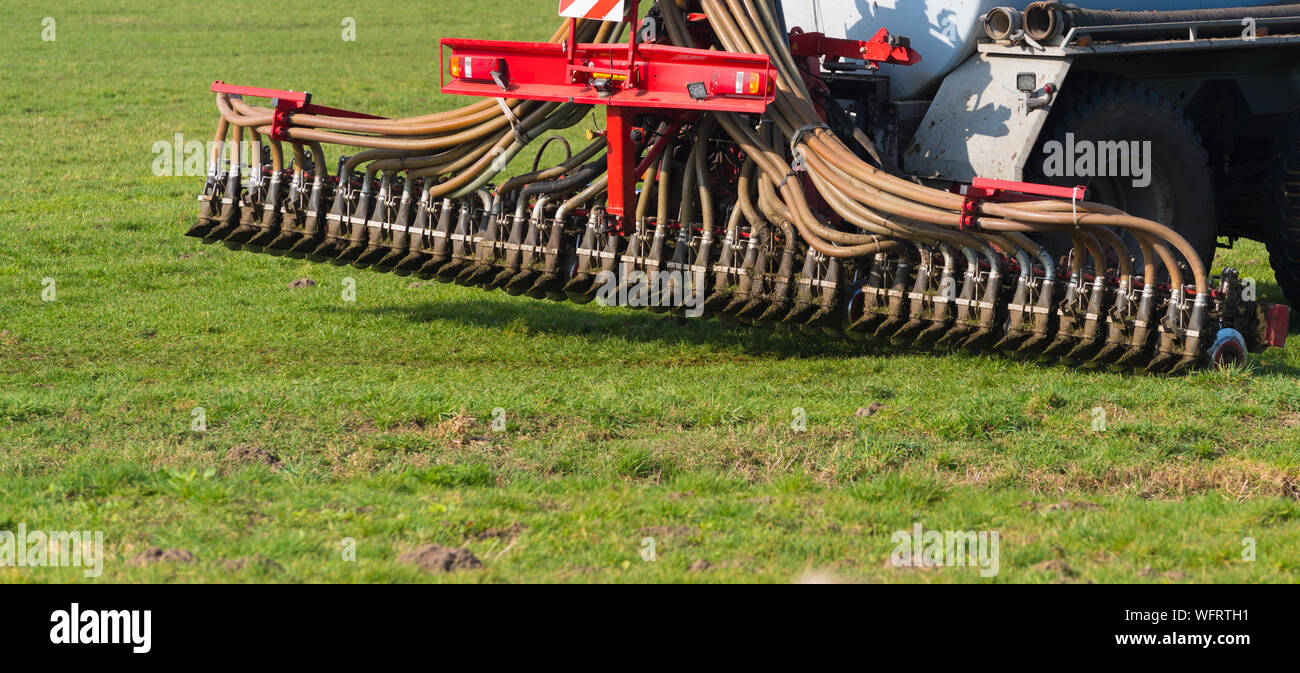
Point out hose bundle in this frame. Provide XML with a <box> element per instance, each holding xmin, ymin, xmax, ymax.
<box><xmin>679</xmin><ymin>0</ymin><xmax>1217</xmax><ymax>369</ymax></box>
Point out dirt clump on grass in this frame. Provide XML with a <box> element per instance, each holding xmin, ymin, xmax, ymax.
<box><xmin>221</xmin><ymin>555</ymin><xmax>283</xmax><ymax>573</ymax></box>
<box><xmin>1032</xmin><ymin>559</ymin><xmax>1075</xmax><ymax>577</ymax></box>
<box><xmin>130</xmin><ymin>547</ymin><xmax>196</xmax><ymax>566</ymax></box>
<box><xmin>289</xmin><ymin>278</ymin><xmax>316</xmax><ymax>289</ymax></box>
<box><xmin>433</xmin><ymin>412</ymin><xmax>479</xmax><ymax>444</ymax></box>
<box><xmin>227</xmin><ymin>444</ymin><xmax>284</xmax><ymax>471</ymax></box>
<box><xmin>399</xmin><ymin>544</ymin><xmax>483</xmax><ymax>573</ymax></box>
<box><xmin>1138</xmin><ymin>566</ymin><xmax>1188</xmax><ymax>581</ymax></box>
<box><xmin>855</xmin><ymin>402</ymin><xmax>885</xmax><ymax>418</ymax></box>
<box><xmin>473</xmin><ymin>524</ymin><xmax>525</xmax><ymax>541</ymax></box>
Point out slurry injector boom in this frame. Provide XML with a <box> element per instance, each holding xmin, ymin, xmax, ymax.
<box><xmin>188</xmin><ymin>1</ymin><xmax>1293</xmax><ymax>372</ymax></box>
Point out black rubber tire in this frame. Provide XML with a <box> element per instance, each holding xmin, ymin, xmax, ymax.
<box><xmin>1030</xmin><ymin>79</ymin><xmax>1218</xmax><ymax>280</ymax></box>
<box><xmin>1266</xmin><ymin>114</ymin><xmax>1300</xmax><ymax>308</ymax></box>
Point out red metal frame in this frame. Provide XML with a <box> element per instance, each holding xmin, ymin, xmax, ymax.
<box><xmin>955</xmin><ymin>177</ymin><xmax>1088</xmax><ymax>230</ymax></box>
<box><xmin>211</xmin><ymin>81</ymin><xmax>387</xmax><ymax>141</ymax></box>
<box><xmin>439</xmin><ymin>40</ymin><xmax>774</xmax><ymax>113</ymax></box>
<box><xmin>1263</xmin><ymin>303</ymin><xmax>1291</xmax><ymax>348</ymax></box>
<box><xmin>606</xmin><ymin>107</ymin><xmax>637</xmax><ymax>221</ymax></box>
<box><xmin>788</xmin><ymin>27</ymin><xmax>922</xmax><ymax>67</ymax></box>
<box><xmin>439</xmin><ymin>1</ymin><xmax>774</xmax><ymax>217</ymax></box>
<box><xmin>441</xmin><ymin>34</ymin><xmax>774</xmax><ymax>219</ymax></box>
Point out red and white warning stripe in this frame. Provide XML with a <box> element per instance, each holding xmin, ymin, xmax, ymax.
<box><xmin>558</xmin><ymin>0</ymin><xmax>627</xmax><ymax>22</ymax></box>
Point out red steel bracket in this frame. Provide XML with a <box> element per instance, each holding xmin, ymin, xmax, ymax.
<box><xmin>788</xmin><ymin>27</ymin><xmax>922</xmax><ymax>67</ymax></box>
<box><xmin>606</xmin><ymin>107</ymin><xmax>637</xmax><ymax>223</ymax></box>
<box><xmin>440</xmin><ymin>1</ymin><xmax>774</xmax><ymax>217</ymax></box>
<box><xmin>954</xmin><ymin>177</ymin><xmax>1087</xmax><ymax>230</ymax></box>
<box><xmin>440</xmin><ymin>40</ymin><xmax>774</xmax><ymax>114</ymax></box>
<box><xmin>1263</xmin><ymin>303</ymin><xmax>1291</xmax><ymax>349</ymax></box>
<box><xmin>211</xmin><ymin>81</ymin><xmax>388</xmax><ymax>141</ymax></box>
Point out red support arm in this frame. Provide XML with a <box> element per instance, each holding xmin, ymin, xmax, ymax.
<box><xmin>210</xmin><ymin>81</ymin><xmax>388</xmax><ymax>141</ymax></box>
<box><xmin>788</xmin><ymin>27</ymin><xmax>922</xmax><ymax>67</ymax></box>
<box><xmin>955</xmin><ymin>177</ymin><xmax>1088</xmax><ymax>230</ymax></box>
<box><xmin>606</xmin><ymin>107</ymin><xmax>637</xmax><ymax>218</ymax></box>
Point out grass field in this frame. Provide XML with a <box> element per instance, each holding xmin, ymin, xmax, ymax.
<box><xmin>2</xmin><ymin>0</ymin><xmax>1299</xmax><ymax>583</ymax></box>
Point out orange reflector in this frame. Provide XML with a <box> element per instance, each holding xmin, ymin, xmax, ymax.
<box><xmin>450</xmin><ymin>56</ymin><xmax>505</xmax><ymax>82</ymax></box>
<box><xmin>710</xmin><ymin>70</ymin><xmax>767</xmax><ymax>96</ymax></box>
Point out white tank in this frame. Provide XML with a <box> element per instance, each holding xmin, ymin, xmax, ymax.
<box><xmin>781</xmin><ymin>0</ymin><xmax>1270</xmax><ymax>99</ymax></box>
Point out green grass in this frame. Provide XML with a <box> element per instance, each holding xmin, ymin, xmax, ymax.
<box><xmin>2</xmin><ymin>0</ymin><xmax>1299</xmax><ymax>583</ymax></box>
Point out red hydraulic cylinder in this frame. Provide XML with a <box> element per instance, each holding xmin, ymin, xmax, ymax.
<box><xmin>606</xmin><ymin>107</ymin><xmax>637</xmax><ymax>218</ymax></box>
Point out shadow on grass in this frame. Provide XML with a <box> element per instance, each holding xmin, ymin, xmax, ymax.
<box><xmin>353</xmin><ymin>295</ymin><xmax>896</xmax><ymax>360</ymax></box>
<box><xmin>351</xmin><ymin>290</ymin><xmax>1300</xmax><ymax>377</ymax></box>
<box><xmin>1248</xmin><ymin>356</ymin><xmax>1300</xmax><ymax>378</ymax></box>
<box><xmin>1247</xmin><ymin>277</ymin><xmax>1292</xmax><ymax>312</ymax></box>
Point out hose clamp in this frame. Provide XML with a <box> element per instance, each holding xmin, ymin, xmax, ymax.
<box><xmin>1070</xmin><ymin>185</ymin><xmax>1084</xmax><ymax>229</ymax></box>
<box><xmin>789</xmin><ymin>122</ymin><xmax>830</xmax><ymax>155</ymax></box>
<box><xmin>496</xmin><ymin>98</ymin><xmax>529</xmax><ymax>146</ymax></box>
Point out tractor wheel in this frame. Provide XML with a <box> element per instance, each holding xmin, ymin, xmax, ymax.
<box><xmin>1030</xmin><ymin>79</ymin><xmax>1218</xmax><ymax>281</ymax></box>
<box><xmin>1265</xmin><ymin>113</ymin><xmax>1300</xmax><ymax>308</ymax></box>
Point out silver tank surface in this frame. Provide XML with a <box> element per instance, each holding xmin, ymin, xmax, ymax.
<box><xmin>780</xmin><ymin>1</ymin><xmax>1269</xmax><ymax>99</ymax></box>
